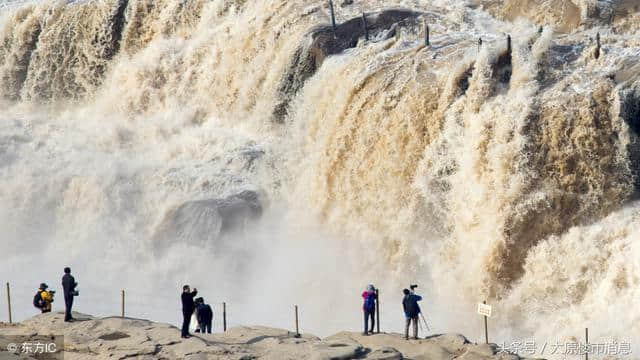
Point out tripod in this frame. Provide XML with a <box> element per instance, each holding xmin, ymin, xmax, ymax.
<box><xmin>420</xmin><ymin>312</ymin><xmax>431</xmax><ymax>332</ymax></box>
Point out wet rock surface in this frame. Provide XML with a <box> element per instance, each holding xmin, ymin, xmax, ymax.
<box><xmin>273</xmin><ymin>8</ymin><xmax>421</xmax><ymax>123</ymax></box>
<box><xmin>152</xmin><ymin>190</ymin><xmax>263</xmax><ymax>249</ymax></box>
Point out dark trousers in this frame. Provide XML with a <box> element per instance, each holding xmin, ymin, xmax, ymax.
<box><xmin>64</xmin><ymin>295</ymin><xmax>73</xmax><ymax>321</ymax></box>
<box><xmin>181</xmin><ymin>311</ymin><xmax>192</xmax><ymax>337</ymax></box>
<box><xmin>363</xmin><ymin>310</ymin><xmax>375</xmax><ymax>334</ymax></box>
<box><xmin>405</xmin><ymin>316</ymin><xmax>419</xmax><ymax>339</ymax></box>
<box><xmin>199</xmin><ymin>321</ymin><xmax>212</xmax><ymax>334</ymax></box>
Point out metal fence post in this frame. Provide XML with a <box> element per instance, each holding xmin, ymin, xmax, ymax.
<box><xmin>295</xmin><ymin>305</ymin><xmax>300</xmax><ymax>337</ymax></box>
<box><xmin>585</xmin><ymin>328</ymin><xmax>589</xmax><ymax>360</ymax></box>
<box><xmin>483</xmin><ymin>300</ymin><xmax>488</xmax><ymax>344</ymax></box>
<box><xmin>375</xmin><ymin>289</ymin><xmax>380</xmax><ymax>333</ymax></box>
<box><xmin>362</xmin><ymin>13</ymin><xmax>369</xmax><ymax>41</ymax></box>
<box><xmin>425</xmin><ymin>21</ymin><xmax>430</xmax><ymax>46</ymax></box>
<box><xmin>6</xmin><ymin>283</ymin><xmax>12</xmax><ymax>324</ymax></box>
<box><xmin>223</xmin><ymin>302</ymin><xmax>227</xmax><ymax>332</ymax></box>
<box><xmin>329</xmin><ymin>0</ymin><xmax>336</xmax><ymax>33</ymax></box>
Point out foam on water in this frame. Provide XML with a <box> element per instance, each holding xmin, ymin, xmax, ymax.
<box><xmin>0</xmin><ymin>0</ymin><xmax>639</xmax><ymax>355</ymax></box>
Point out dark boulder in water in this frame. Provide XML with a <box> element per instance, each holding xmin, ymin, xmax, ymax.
<box><xmin>273</xmin><ymin>9</ymin><xmax>421</xmax><ymax>123</ymax></box>
<box><xmin>619</xmin><ymin>81</ymin><xmax>640</xmax><ymax>193</ymax></box>
<box><xmin>152</xmin><ymin>190</ymin><xmax>262</xmax><ymax>249</ymax></box>
<box><xmin>340</xmin><ymin>0</ymin><xmax>354</xmax><ymax>7</ymax></box>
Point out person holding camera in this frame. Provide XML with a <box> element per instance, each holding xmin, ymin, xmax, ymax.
<box><xmin>402</xmin><ymin>286</ymin><xmax>422</xmax><ymax>340</ymax></box>
<box><xmin>181</xmin><ymin>285</ymin><xmax>198</xmax><ymax>338</ymax></box>
<box><xmin>33</xmin><ymin>283</ymin><xmax>54</xmax><ymax>314</ymax></box>
<box><xmin>62</xmin><ymin>267</ymin><xmax>78</xmax><ymax>322</ymax></box>
<box><xmin>361</xmin><ymin>284</ymin><xmax>377</xmax><ymax>335</ymax></box>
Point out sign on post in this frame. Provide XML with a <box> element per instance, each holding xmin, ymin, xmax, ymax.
<box><xmin>477</xmin><ymin>303</ymin><xmax>492</xmax><ymax>317</ymax></box>
<box><xmin>478</xmin><ymin>301</ymin><xmax>491</xmax><ymax>344</ymax></box>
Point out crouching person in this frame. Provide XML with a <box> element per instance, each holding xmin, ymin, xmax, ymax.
<box><xmin>33</xmin><ymin>283</ymin><xmax>54</xmax><ymax>314</ymax></box>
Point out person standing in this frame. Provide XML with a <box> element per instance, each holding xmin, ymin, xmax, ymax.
<box><xmin>402</xmin><ymin>288</ymin><xmax>422</xmax><ymax>340</ymax></box>
<box><xmin>181</xmin><ymin>285</ymin><xmax>198</xmax><ymax>338</ymax></box>
<box><xmin>62</xmin><ymin>267</ymin><xmax>77</xmax><ymax>322</ymax></box>
<box><xmin>195</xmin><ymin>297</ymin><xmax>213</xmax><ymax>334</ymax></box>
<box><xmin>361</xmin><ymin>284</ymin><xmax>377</xmax><ymax>335</ymax></box>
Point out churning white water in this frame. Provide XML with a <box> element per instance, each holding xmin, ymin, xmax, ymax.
<box><xmin>1</xmin><ymin>0</ymin><xmax>639</xmax><ymax>356</ymax></box>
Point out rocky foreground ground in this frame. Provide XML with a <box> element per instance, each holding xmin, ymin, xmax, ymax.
<box><xmin>0</xmin><ymin>312</ymin><xmax>535</xmax><ymax>360</ymax></box>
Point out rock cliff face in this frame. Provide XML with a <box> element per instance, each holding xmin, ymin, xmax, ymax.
<box><xmin>152</xmin><ymin>190</ymin><xmax>263</xmax><ymax>250</ymax></box>
<box><xmin>0</xmin><ymin>312</ymin><xmax>529</xmax><ymax>359</ymax></box>
<box><xmin>272</xmin><ymin>9</ymin><xmax>421</xmax><ymax>122</ymax></box>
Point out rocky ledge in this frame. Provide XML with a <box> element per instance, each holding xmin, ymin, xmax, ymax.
<box><xmin>0</xmin><ymin>312</ymin><xmax>535</xmax><ymax>359</ymax></box>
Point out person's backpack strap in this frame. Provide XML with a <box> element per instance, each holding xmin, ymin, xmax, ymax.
<box><xmin>33</xmin><ymin>291</ymin><xmax>43</xmax><ymax>308</ymax></box>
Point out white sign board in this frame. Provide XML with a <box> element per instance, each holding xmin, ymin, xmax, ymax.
<box><xmin>477</xmin><ymin>303</ymin><xmax>492</xmax><ymax>317</ymax></box>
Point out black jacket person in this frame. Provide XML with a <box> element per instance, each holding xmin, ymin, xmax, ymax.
<box><xmin>181</xmin><ymin>285</ymin><xmax>198</xmax><ymax>338</ymax></box>
<box><xmin>195</xmin><ymin>298</ymin><xmax>213</xmax><ymax>334</ymax></box>
<box><xmin>62</xmin><ymin>267</ymin><xmax>77</xmax><ymax>322</ymax></box>
<box><xmin>402</xmin><ymin>288</ymin><xmax>422</xmax><ymax>340</ymax></box>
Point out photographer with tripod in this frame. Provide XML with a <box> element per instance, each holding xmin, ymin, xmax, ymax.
<box><xmin>402</xmin><ymin>285</ymin><xmax>423</xmax><ymax>340</ymax></box>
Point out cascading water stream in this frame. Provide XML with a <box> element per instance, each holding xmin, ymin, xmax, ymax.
<box><xmin>1</xmin><ymin>0</ymin><xmax>639</xmax><ymax>355</ymax></box>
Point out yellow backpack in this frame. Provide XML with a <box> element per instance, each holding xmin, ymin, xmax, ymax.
<box><xmin>40</xmin><ymin>290</ymin><xmax>53</xmax><ymax>311</ymax></box>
